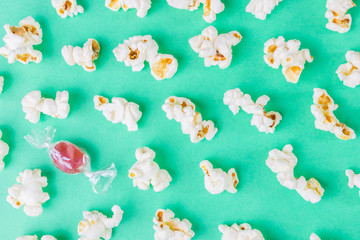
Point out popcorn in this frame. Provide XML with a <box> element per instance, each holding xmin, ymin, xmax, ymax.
<box><xmin>0</xmin><ymin>76</ymin><xmax>4</xmax><ymax>94</ymax></box>
<box><xmin>264</xmin><ymin>36</ymin><xmax>313</xmax><ymax>83</ymax></box>
<box><xmin>153</xmin><ymin>209</ymin><xmax>195</xmax><ymax>240</ymax></box>
<box><xmin>345</xmin><ymin>169</ymin><xmax>360</xmax><ymax>197</ymax></box>
<box><xmin>78</xmin><ymin>205</ymin><xmax>123</xmax><ymax>240</ymax></box>
<box><xmin>52</xmin><ymin>0</ymin><xmax>84</xmax><ymax>18</ymax></box>
<box><xmin>0</xmin><ymin>130</ymin><xmax>9</xmax><ymax>171</ymax></box>
<box><xmin>7</xmin><ymin>169</ymin><xmax>50</xmax><ymax>216</ymax></box>
<box><xmin>325</xmin><ymin>0</ymin><xmax>356</xmax><ymax>33</ymax></box>
<box><xmin>129</xmin><ymin>147</ymin><xmax>172</xmax><ymax>192</ymax></box>
<box><xmin>21</xmin><ymin>90</ymin><xmax>70</xmax><ymax>124</ymax></box>
<box><xmin>113</xmin><ymin>35</ymin><xmax>178</xmax><ymax>80</ymax></box>
<box><xmin>336</xmin><ymin>50</ymin><xmax>360</xmax><ymax>88</ymax></box>
<box><xmin>200</xmin><ymin>160</ymin><xmax>238</xmax><ymax>194</ymax></box>
<box><xmin>162</xmin><ymin>96</ymin><xmax>218</xmax><ymax>143</ymax></box>
<box><xmin>166</xmin><ymin>0</ymin><xmax>224</xmax><ymax>23</ymax></box>
<box><xmin>93</xmin><ymin>95</ymin><xmax>142</xmax><ymax>131</ymax></box>
<box><xmin>105</xmin><ymin>0</ymin><xmax>152</xmax><ymax>18</ymax></box>
<box><xmin>246</xmin><ymin>0</ymin><xmax>283</xmax><ymax>20</ymax></box>
<box><xmin>311</xmin><ymin>88</ymin><xmax>355</xmax><ymax>140</ymax></box>
<box><xmin>17</xmin><ymin>235</ymin><xmax>57</xmax><ymax>240</ymax></box>
<box><xmin>218</xmin><ymin>223</ymin><xmax>265</xmax><ymax>240</ymax></box>
<box><xmin>61</xmin><ymin>38</ymin><xmax>100</xmax><ymax>72</ymax></box>
<box><xmin>310</xmin><ymin>233</ymin><xmax>321</xmax><ymax>240</ymax></box>
<box><xmin>0</xmin><ymin>16</ymin><xmax>42</xmax><ymax>64</ymax></box>
<box><xmin>266</xmin><ymin>144</ymin><xmax>324</xmax><ymax>203</ymax></box>
<box><xmin>223</xmin><ymin>88</ymin><xmax>282</xmax><ymax>133</ymax></box>
<box><xmin>189</xmin><ymin>26</ymin><xmax>242</xmax><ymax>69</ymax></box>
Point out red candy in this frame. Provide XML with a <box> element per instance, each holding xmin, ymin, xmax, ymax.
<box><xmin>49</xmin><ymin>141</ymin><xmax>89</xmax><ymax>174</ymax></box>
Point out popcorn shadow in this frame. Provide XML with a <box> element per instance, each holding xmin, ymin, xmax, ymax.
<box><xmin>148</xmin><ymin>145</ymin><xmax>175</xmax><ymax>182</ymax></box>
<box><xmin>39</xmin><ymin>167</ymin><xmax>56</xmax><ymax>211</ymax></box>
<box><xmin>0</xmin><ymin>125</ymin><xmax>15</xmax><ymax>169</ymax></box>
<box><xmin>35</xmin><ymin>16</ymin><xmax>54</xmax><ymax>59</ymax></box>
<box><xmin>95</xmin><ymin>37</ymin><xmax>114</xmax><ymax>70</ymax></box>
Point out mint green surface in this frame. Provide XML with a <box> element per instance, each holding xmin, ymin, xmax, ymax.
<box><xmin>1</xmin><ymin>0</ymin><xmax>360</xmax><ymax>239</ymax></box>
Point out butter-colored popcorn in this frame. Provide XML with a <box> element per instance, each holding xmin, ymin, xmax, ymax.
<box><xmin>189</xmin><ymin>26</ymin><xmax>242</xmax><ymax>69</ymax></box>
<box><xmin>7</xmin><ymin>169</ymin><xmax>50</xmax><ymax>217</ymax></box>
<box><xmin>336</xmin><ymin>50</ymin><xmax>360</xmax><ymax>88</ymax></box>
<box><xmin>62</xmin><ymin>38</ymin><xmax>100</xmax><ymax>72</ymax></box>
<box><xmin>0</xmin><ymin>16</ymin><xmax>42</xmax><ymax>64</ymax></box>
<box><xmin>264</xmin><ymin>36</ymin><xmax>313</xmax><ymax>83</ymax></box>
<box><xmin>310</xmin><ymin>233</ymin><xmax>321</xmax><ymax>240</ymax></box>
<box><xmin>93</xmin><ymin>95</ymin><xmax>142</xmax><ymax>131</ymax></box>
<box><xmin>149</xmin><ymin>54</ymin><xmax>178</xmax><ymax>80</ymax></box>
<box><xmin>129</xmin><ymin>147</ymin><xmax>172</xmax><ymax>192</ymax></box>
<box><xmin>0</xmin><ymin>130</ymin><xmax>9</xmax><ymax>171</ymax></box>
<box><xmin>218</xmin><ymin>223</ymin><xmax>265</xmax><ymax>240</ymax></box>
<box><xmin>224</xmin><ymin>88</ymin><xmax>282</xmax><ymax>133</ymax></box>
<box><xmin>0</xmin><ymin>76</ymin><xmax>4</xmax><ymax>94</ymax></box>
<box><xmin>325</xmin><ymin>0</ymin><xmax>356</xmax><ymax>33</ymax></box>
<box><xmin>105</xmin><ymin>0</ymin><xmax>152</xmax><ymax>18</ymax></box>
<box><xmin>162</xmin><ymin>96</ymin><xmax>218</xmax><ymax>143</ymax></box>
<box><xmin>17</xmin><ymin>235</ymin><xmax>57</xmax><ymax>240</ymax></box>
<box><xmin>200</xmin><ymin>160</ymin><xmax>238</xmax><ymax>194</ymax></box>
<box><xmin>246</xmin><ymin>0</ymin><xmax>283</xmax><ymax>20</ymax></box>
<box><xmin>345</xmin><ymin>169</ymin><xmax>360</xmax><ymax>197</ymax></box>
<box><xmin>52</xmin><ymin>0</ymin><xmax>84</xmax><ymax>18</ymax></box>
<box><xmin>311</xmin><ymin>88</ymin><xmax>355</xmax><ymax>140</ymax></box>
<box><xmin>266</xmin><ymin>145</ymin><xmax>324</xmax><ymax>203</ymax></box>
<box><xmin>78</xmin><ymin>205</ymin><xmax>123</xmax><ymax>240</ymax></box>
<box><xmin>153</xmin><ymin>209</ymin><xmax>195</xmax><ymax>240</ymax></box>
<box><xmin>21</xmin><ymin>90</ymin><xmax>70</xmax><ymax>124</ymax></box>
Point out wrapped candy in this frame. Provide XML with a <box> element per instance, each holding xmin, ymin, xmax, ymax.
<box><xmin>325</xmin><ymin>0</ymin><xmax>356</xmax><ymax>33</ymax></box>
<box><xmin>129</xmin><ymin>147</ymin><xmax>172</xmax><ymax>192</ymax></box>
<box><xmin>62</xmin><ymin>38</ymin><xmax>100</xmax><ymax>72</ymax></box>
<box><xmin>200</xmin><ymin>160</ymin><xmax>238</xmax><ymax>194</ymax></box>
<box><xmin>105</xmin><ymin>0</ymin><xmax>152</xmax><ymax>18</ymax></box>
<box><xmin>7</xmin><ymin>169</ymin><xmax>50</xmax><ymax>217</ymax></box>
<box><xmin>0</xmin><ymin>130</ymin><xmax>10</xmax><ymax>171</ymax></box>
<box><xmin>218</xmin><ymin>223</ymin><xmax>265</xmax><ymax>240</ymax></box>
<box><xmin>266</xmin><ymin>144</ymin><xmax>324</xmax><ymax>203</ymax></box>
<box><xmin>78</xmin><ymin>205</ymin><xmax>123</xmax><ymax>240</ymax></box>
<box><xmin>264</xmin><ymin>36</ymin><xmax>313</xmax><ymax>83</ymax></box>
<box><xmin>24</xmin><ymin>126</ymin><xmax>117</xmax><ymax>193</ymax></box>
<box><xmin>52</xmin><ymin>0</ymin><xmax>84</xmax><ymax>18</ymax></box>
<box><xmin>21</xmin><ymin>90</ymin><xmax>70</xmax><ymax>124</ymax></box>
<box><xmin>224</xmin><ymin>88</ymin><xmax>282</xmax><ymax>133</ymax></box>
<box><xmin>246</xmin><ymin>0</ymin><xmax>283</xmax><ymax>20</ymax></box>
<box><xmin>336</xmin><ymin>50</ymin><xmax>360</xmax><ymax>88</ymax></box>
<box><xmin>345</xmin><ymin>169</ymin><xmax>360</xmax><ymax>197</ymax></box>
<box><xmin>0</xmin><ymin>16</ymin><xmax>42</xmax><ymax>64</ymax></box>
<box><xmin>310</xmin><ymin>233</ymin><xmax>321</xmax><ymax>240</ymax></box>
<box><xmin>311</xmin><ymin>88</ymin><xmax>355</xmax><ymax>140</ymax></box>
<box><xmin>153</xmin><ymin>209</ymin><xmax>195</xmax><ymax>240</ymax></box>
<box><xmin>162</xmin><ymin>96</ymin><xmax>218</xmax><ymax>143</ymax></box>
<box><xmin>17</xmin><ymin>235</ymin><xmax>57</xmax><ymax>240</ymax></box>
<box><xmin>93</xmin><ymin>95</ymin><xmax>142</xmax><ymax>131</ymax></box>
<box><xmin>0</xmin><ymin>76</ymin><xmax>4</xmax><ymax>94</ymax></box>
<box><xmin>189</xmin><ymin>26</ymin><xmax>242</xmax><ymax>69</ymax></box>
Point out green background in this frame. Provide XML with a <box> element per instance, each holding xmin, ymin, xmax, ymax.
<box><xmin>0</xmin><ymin>0</ymin><xmax>359</xmax><ymax>239</ymax></box>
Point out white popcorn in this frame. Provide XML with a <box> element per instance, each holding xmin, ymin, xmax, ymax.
<box><xmin>200</xmin><ymin>160</ymin><xmax>238</xmax><ymax>194</ymax></box>
<box><xmin>21</xmin><ymin>90</ymin><xmax>70</xmax><ymax>124</ymax></box>
<box><xmin>7</xmin><ymin>169</ymin><xmax>50</xmax><ymax>217</ymax></box>
<box><xmin>162</xmin><ymin>96</ymin><xmax>218</xmax><ymax>143</ymax></box>
<box><xmin>113</xmin><ymin>35</ymin><xmax>178</xmax><ymax>80</ymax></box>
<box><xmin>266</xmin><ymin>145</ymin><xmax>324</xmax><ymax>203</ymax></box>
<box><xmin>218</xmin><ymin>223</ymin><xmax>265</xmax><ymax>240</ymax></box>
<box><xmin>105</xmin><ymin>0</ymin><xmax>152</xmax><ymax>18</ymax></box>
<box><xmin>129</xmin><ymin>147</ymin><xmax>172</xmax><ymax>192</ymax></box>
<box><xmin>17</xmin><ymin>235</ymin><xmax>57</xmax><ymax>240</ymax></box>
<box><xmin>166</xmin><ymin>0</ymin><xmax>200</xmax><ymax>10</ymax></box>
<box><xmin>264</xmin><ymin>36</ymin><xmax>313</xmax><ymax>83</ymax></box>
<box><xmin>224</xmin><ymin>88</ymin><xmax>282</xmax><ymax>133</ymax></box>
<box><xmin>246</xmin><ymin>0</ymin><xmax>283</xmax><ymax>20</ymax></box>
<box><xmin>0</xmin><ymin>16</ymin><xmax>42</xmax><ymax>64</ymax></box>
<box><xmin>52</xmin><ymin>0</ymin><xmax>84</xmax><ymax>18</ymax></box>
<box><xmin>336</xmin><ymin>50</ymin><xmax>360</xmax><ymax>88</ymax></box>
<box><xmin>78</xmin><ymin>205</ymin><xmax>123</xmax><ymax>240</ymax></box>
<box><xmin>62</xmin><ymin>38</ymin><xmax>100</xmax><ymax>72</ymax></box>
<box><xmin>0</xmin><ymin>76</ymin><xmax>4</xmax><ymax>94</ymax></box>
<box><xmin>153</xmin><ymin>209</ymin><xmax>195</xmax><ymax>240</ymax></box>
<box><xmin>93</xmin><ymin>95</ymin><xmax>142</xmax><ymax>131</ymax></box>
<box><xmin>0</xmin><ymin>130</ymin><xmax>10</xmax><ymax>171</ymax></box>
<box><xmin>311</xmin><ymin>88</ymin><xmax>355</xmax><ymax>140</ymax></box>
<box><xmin>325</xmin><ymin>0</ymin><xmax>356</xmax><ymax>33</ymax></box>
<box><xmin>189</xmin><ymin>26</ymin><xmax>242</xmax><ymax>69</ymax></box>
<box><xmin>345</xmin><ymin>169</ymin><xmax>360</xmax><ymax>197</ymax></box>
<box><xmin>310</xmin><ymin>233</ymin><xmax>321</xmax><ymax>240</ymax></box>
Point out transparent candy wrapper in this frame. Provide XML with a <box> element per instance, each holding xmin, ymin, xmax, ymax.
<box><xmin>24</xmin><ymin>126</ymin><xmax>117</xmax><ymax>194</ymax></box>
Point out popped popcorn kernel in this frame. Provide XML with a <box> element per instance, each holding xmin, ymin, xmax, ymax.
<box><xmin>345</xmin><ymin>169</ymin><xmax>360</xmax><ymax>197</ymax></box>
<box><xmin>17</xmin><ymin>235</ymin><xmax>57</xmax><ymax>240</ymax></box>
<box><xmin>0</xmin><ymin>130</ymin><xmax>9</xmax><ymax>171</ymax></box>
<box><xmin>325</xmin><ymin>0</ymin><xmax>356</xmax><ymax>33</ymax></box>
<box><xmin>246</xmin><ymin>0</ymin><xmax>283</xmax><ymax>20</ymax></box>
<box><xmin>336</xmin><ymin>50</ymin><xmax>360</xmax><ymax>88</ymax></box>
<box><xmin>310</xmin><ymin>233</ymin><xmax>321</xmax><ymax>240</ymax></box>
<box><xmin>51</xmin><ymin>0</ymin><xmax>84</xmax><ymax>18</ymax></box>
<box><xmin>219</xmin><ymin>223</ymin><xmax>265</xmax><ymax>240</ymax></box>
<box><xmin>150</xmin><ymin>54</ymin><xmax>178</xmax><ymax>80</ymax></box>
<box><xmin>7</xmin><ymin>169</ymin><xmax>50</xmax><ymax>216</ymax></box>
<box><xmin>105</xmin><ymin>0</ymin><xmax>152</xmax><ymax>18</ymax></box>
